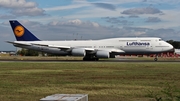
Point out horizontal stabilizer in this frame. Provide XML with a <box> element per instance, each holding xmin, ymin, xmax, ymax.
<box><xmin>6</xmin><ymin>41</ymin><xmax>31</xmax><ymax>46</ymax></box>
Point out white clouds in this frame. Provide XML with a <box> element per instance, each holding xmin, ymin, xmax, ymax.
<box><xmin>0</xmin><ymin>14</ymin><xmax>16</xmax><ymax>19</ymax></box>
<box><xmin>0</xmin><ymin>0</ymin><xmax>36</xmax><ymax>8</ymax></box>
<box><xmin>0</xmin><ymin>0</ymin><xmax>35</xmax><ymax>8</ymax></box>
<box><xmin>92</xmin><ymin>22</ymin><xmax>100</xmax><ymax>27</ymax></box>
<box><xmin>139</xmin><ymin>9</ymin><xmax>180</xmax><ymax>29</ymax></box>
<box><xmin>145</xmin><ymin>17</ymin><xmax>161</xmax><ymax>23</ymax></box>
<box><xmin>91</xmin><ymin>3</ymin><xmax>116</xmax><ymax>11</ymax></box>
<box><xmin>134</xmin><ymin>31</ymin><xmax>146</xmax><ymax>36</ymax></box>
<box><xmin>0</xmin><ymin>0</ymin><xmax>45</xmax><ymax>17</ymax></box>
<box><xmin>90</xmin><ymin>0</ymin><xmax>141</xmax><ymax>4</ymax></box>
<box><xmin>44</xmin><ymin>1</ymin><xmax>116</xmax><ymax>12</ymax></box>
<box><xmin>68</xmin><ymin>19</ymin><xmax>83</xmax><ymax>25</ymax></box>
<box><xmin>44</xmin><ymin>4</ymin><xmax>88</xmax><ymax>11</ymax></box>
<box><xmin>121</xmin><ymin>7</ymin><xmax>163</xmax><ymax>15</ymax></box>
<box><xmin>12</xmin><ymin>7</ymin><xmax>45</xmax><ymax>16</ymax></box>
<box><xmin>142</xmin><ymin>0</ymin><xmax>180</xmax><ymax>5</ymax></box>
<box><xmin>102</xmin><ymin>17</ymin><xmax>132</xmax><ymax>25</ymax></box>
<box><xmin>48</xmin><ymin>19</ymin><xmax>99</xmax><ymax>28</ymax></box>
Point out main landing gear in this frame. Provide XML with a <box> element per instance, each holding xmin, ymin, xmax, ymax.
<box><xmin>83</xmin><ymin>55</ymin><xmax>99</xmax><ymax>61</ymax></box>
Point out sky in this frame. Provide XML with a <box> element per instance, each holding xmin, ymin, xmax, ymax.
<box><xmin>0</xmin><ymin>0</ymin><xmax>180</xmax><ymax>50</ymax></box>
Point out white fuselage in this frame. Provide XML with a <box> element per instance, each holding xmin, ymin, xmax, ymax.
<box><xmin>13</xmin><ymin>37</ymin><xmax>173</xmax><ymax>56</ymax></box>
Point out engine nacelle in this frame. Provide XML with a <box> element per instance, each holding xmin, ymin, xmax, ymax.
<box><xmin>96</xmin><ymin>50</ymin><xmax>109</xmax><ymax>58</ymax></box>
<box><xmin>71</xmin><ymin>48</ymin><xmax>86</xmax><ymax>56</ymax></box>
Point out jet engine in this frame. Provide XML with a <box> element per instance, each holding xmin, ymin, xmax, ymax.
<box><xmin>71</xmin><ymin>48</ymin><xmax>86</xmax><ymax>56</ymax></box>
<box><xmin>96</xmin><ymin>50</ymin><xmax>109</xmax><ymax>58</ymax></box>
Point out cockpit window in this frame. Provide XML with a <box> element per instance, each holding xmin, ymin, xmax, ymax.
<box><xmin>159</xmin><ymin>39</ymin><xmax>163</xmax><ymax>41</ymax></box>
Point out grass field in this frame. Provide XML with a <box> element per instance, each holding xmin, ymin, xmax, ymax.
<box><xmin>1</xmin><ymin>54</ymin><xmax>180</xmax><ymax>61</ymax></box>
<box><xmin>0</xmin><ymin>62</ymin><xmax>180</xmax><ymax>101</ymax></box>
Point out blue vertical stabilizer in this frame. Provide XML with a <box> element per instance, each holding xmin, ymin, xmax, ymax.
<box><xmin>9</xmin><ymin>20</ymin><xmax>40</xmax><ymax>41</ymax></box>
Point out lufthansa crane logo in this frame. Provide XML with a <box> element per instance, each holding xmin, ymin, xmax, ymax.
<box><xmin>14</xmin><ymin>26</ymin><xmax>25</xmax><ymax>37</ymax></box>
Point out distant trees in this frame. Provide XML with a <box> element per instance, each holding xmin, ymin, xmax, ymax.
<box><xmin>17</xmin><ymin>49</ymin><xmax>39</xmax><ymax>56</ymax></box>
<box><xmin>167</xmin><ymin>40</ymin><xmax>180</xmax><ymax>49</ymax></box>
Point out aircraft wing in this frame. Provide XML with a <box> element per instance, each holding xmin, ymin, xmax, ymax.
<box><xmin>48</xmin><ymin>45</ymin><xmax>96</xmax><ymax>52</ymax></box>
<box><xmin>33</xmin><ymin>44</ymin><xmax>71</xmax><ymax>50</ymax></box>
<box><xmin>31</xmin><ymin>43</ymin><xmax>95</xmax><ymax>52</ymax></box>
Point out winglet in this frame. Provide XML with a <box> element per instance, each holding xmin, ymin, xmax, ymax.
<box><xmin>9</xmin><ymin>20</ymin><xmax>40</xmax><ymax>41</ymax></box>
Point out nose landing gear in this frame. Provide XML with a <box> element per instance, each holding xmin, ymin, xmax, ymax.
<box><xmin>154</xmin><ymin>54</ymin><xmax>158</xmax><ymax>61</ymax></box>
<box><xmin>154</xmin><ymin>57</ymin><xmax>158</xmax><ymax>61</ymax></box>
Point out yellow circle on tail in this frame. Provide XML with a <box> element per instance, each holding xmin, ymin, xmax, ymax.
<box><xmin>14</xmin><ymin>26</ymin><xmax>25</xmax><ymax>37</ymax></box>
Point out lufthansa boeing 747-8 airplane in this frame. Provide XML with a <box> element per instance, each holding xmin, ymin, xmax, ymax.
<box><xmin>7</xmin><ymin>20</ymin><xmax>173</xmax><ymax>61</ymax></box>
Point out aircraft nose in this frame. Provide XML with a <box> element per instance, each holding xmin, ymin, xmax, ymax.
<box><xmin>169</xmin><ymin>44</ymin><xmax>173</xmax><ymax>49</ymax></box>
<box><xmin>168</xmin><ymin>43</ymin><xmax>174</xmax><ymax>52</ymax></box>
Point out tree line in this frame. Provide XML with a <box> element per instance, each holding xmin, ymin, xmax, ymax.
<box><xmin>166</xmin><ymin>40</ymin><xmax>180</xmax><ymax>49</ymax></box>
<box><xmin>17</xmin><ymin>49</ymin><xmax>39</xmax><ymax>56</ymax></box>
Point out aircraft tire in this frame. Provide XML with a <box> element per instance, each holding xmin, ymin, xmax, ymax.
<box><xmin>154</xmin><ymin>58</ymin><xmax>158</xmax><ymax>61</ymax></box>
<box><xmin>94</xmin><ymin>58</ymin><xmax>99</xmax><ymax>61</ymax></box>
